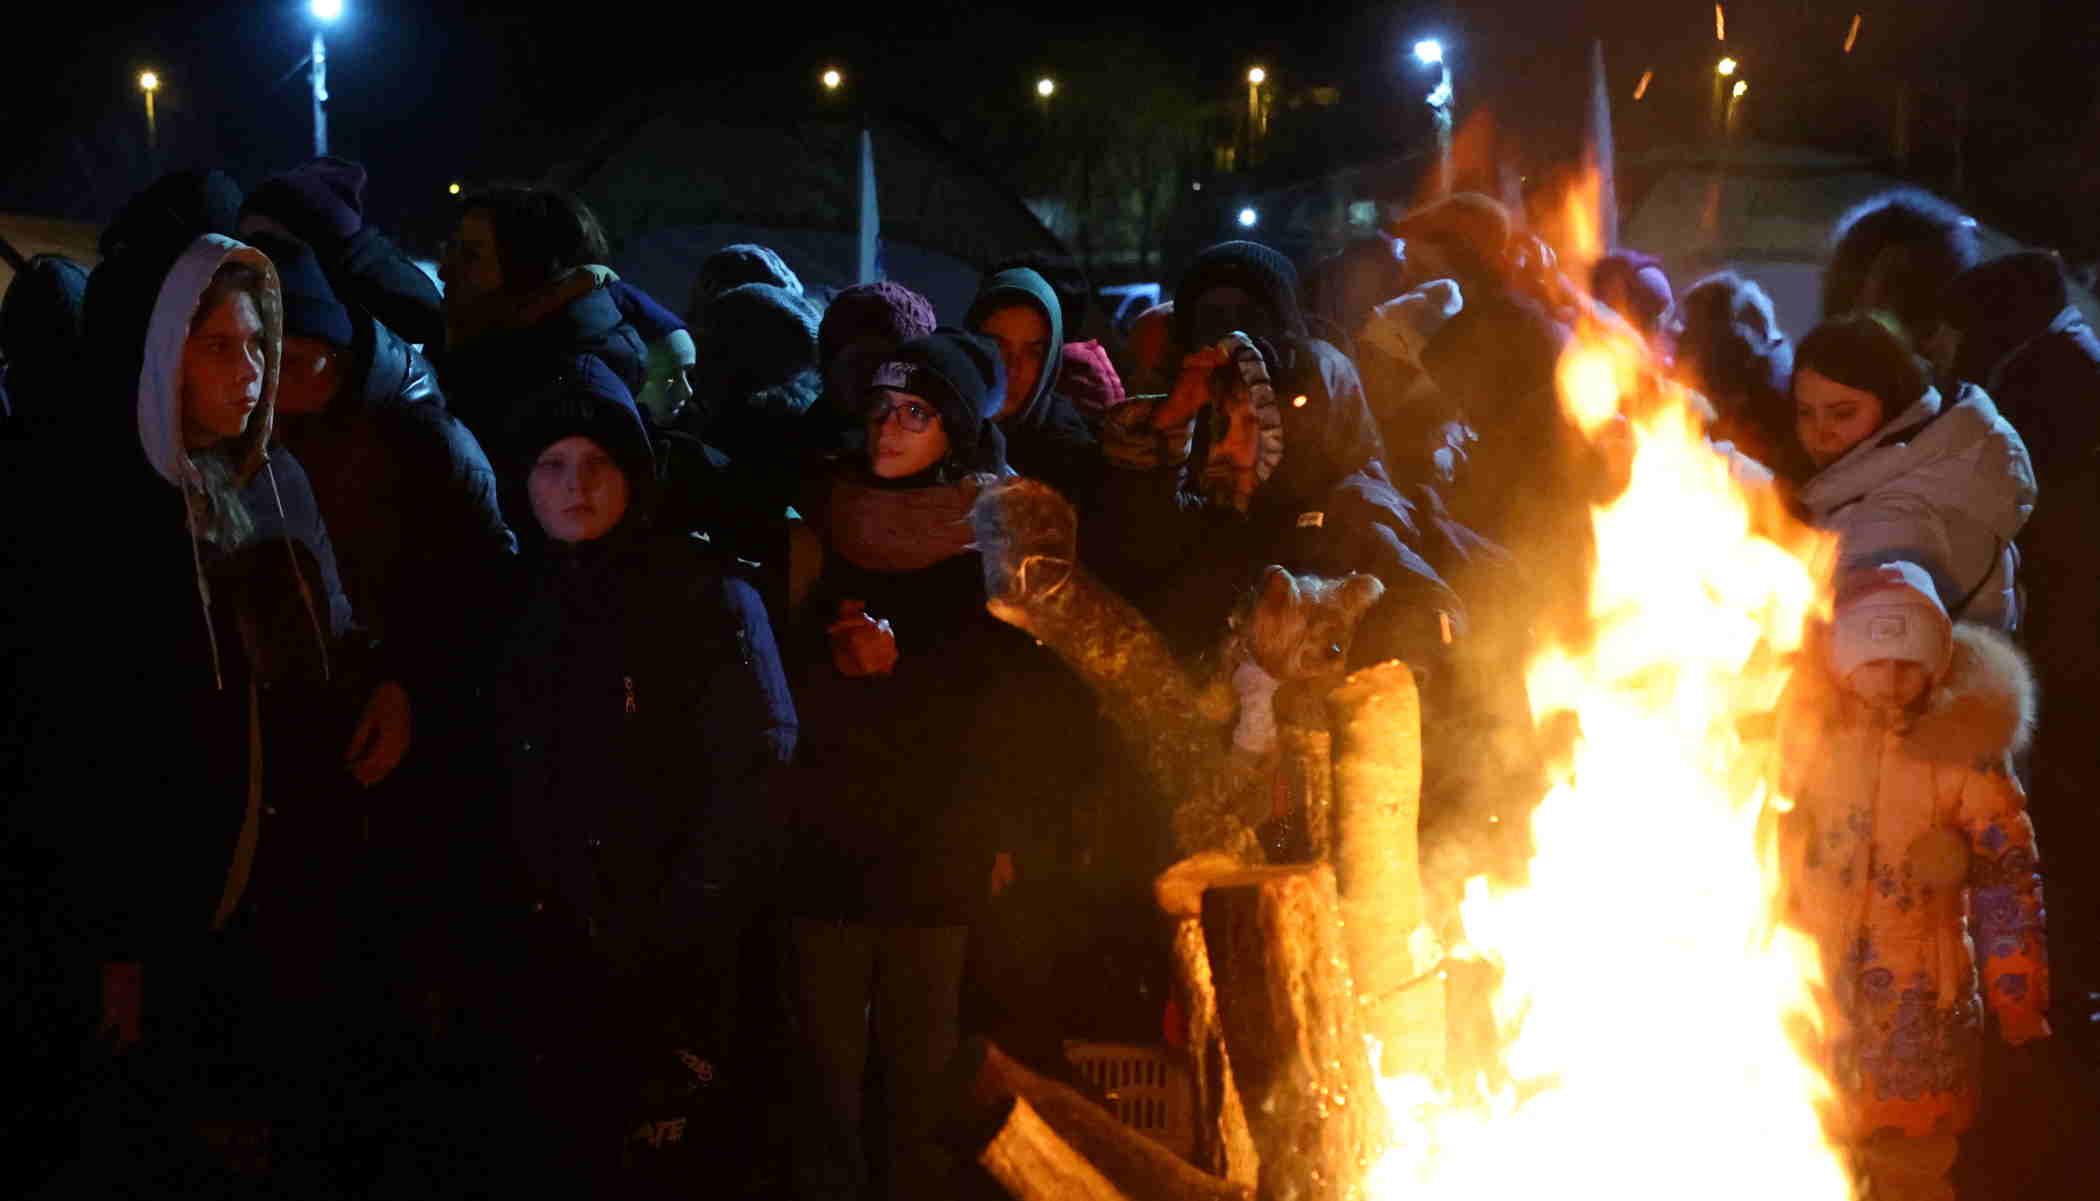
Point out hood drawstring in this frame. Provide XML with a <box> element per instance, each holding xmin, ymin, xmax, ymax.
<box><xmin>183</xmin><ymin>477</ymin><xmax>226</xmax><ymax>691</ymax></box>
<box><xmin>263</xmin><ymin>451</ymin><xmax>333</xmax><ymax>683</ymax></box>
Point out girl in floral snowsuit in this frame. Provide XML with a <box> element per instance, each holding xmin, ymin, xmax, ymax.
<box><xmin>1779</xmin><ymin>561</ymin><xmax>2050</xmax><ymax>1201</ymax></box>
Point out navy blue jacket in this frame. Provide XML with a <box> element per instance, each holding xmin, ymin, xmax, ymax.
<box><xmin>492</xmin><ymin>529</ymin><xmax>795</xmax><ymax>966</ymax></box>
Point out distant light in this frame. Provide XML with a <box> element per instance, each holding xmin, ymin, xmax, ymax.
<box><xmin>1844</xmin><ymin>13</ymin><xmax>1862</xmax><ymax>53</ymax></box>
<box><xmin>1247</xmin><ymin>66</ymin><xmax>1267</xmax><ymax>86</ymax></box>
<box><xmin>1632</xmin><ymin>69</ymin><xmax>1652</xmax><ymax>101</ymax></box>
<box><xmin>1732</xmin><ymin>79</ymin><xmax>1748</xmax><ymax>99</ymax></box>
<box><xmin>1237</xmin><ymin>207</ymin><xmax>1258</xmax><ymax>228</ymax></box>
<box><xmin>1714</xmin><ymin>3</ymin><xmax>1726</xmax><ymax>41</ymax></box>
<box><xmin>310</xmin><ymin>0</ymin><xmax>343</xmax><ymax>22</ymax></box>
<box><xmin>447</xmin><ymin>182</ymin><xmax>461</xmax><ymax>195</ymax></box>
<box><xmin>1717</xmin><ymin>56</ymin><xmax>1738</xmax><ymax>76</ymax></box>
<box><xmin>1290</xmin><ymin>394</ymin><xmax>1308</xmax><ymax>408</ymax></box>
<box><xmin>1036</xmin><ymin>77</ymin><xmax>1056</xmax><ymax>99</ymax></box>
<box><xmin>821</xmin><ymin>68</ymin><xmax>843</xmax><ymax>91</ymax></box>
<box><xmin>138</xmin><ymin>71</ymin><xmax>160</xmax><ymax>93</ymax></box>
<box><xmin>1192</xmin><ymin>181</ymin><xmax>1203</xmax><ymax>191</ymax></box>
<box><xmin>1413</xmin><ymin>40</ymin><xmax>1443</xmax><ymax>67</ymax></box>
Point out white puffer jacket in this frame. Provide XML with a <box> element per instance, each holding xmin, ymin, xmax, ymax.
<box><xmin>1798</xmin><ymin>382</ymin><xmax>2036</xmax><ymax>629</ymax></box>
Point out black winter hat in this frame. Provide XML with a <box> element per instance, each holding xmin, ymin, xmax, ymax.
<box><xmin>507</xmin><ymin>354</ymin><xmax>658</xmax><ymax>495</ymax></box>
<box><xmin>243</xmin><ymin>231</ymin><xmax>355</xmax><ymax>349</ymax></box>
<box><xmin>100</xmin><ymin>168</ymin><xmax>244</xmax><ymax>261</ymax></box>
<box><xmin>1175</xmin><ymin>240</ymin><xmax>1308</xmax><ymax>347</ymax></box>
<box><xmin>243</xmin><ymin>157</ymin><xmax>368</xmax><ymax>248</ymax></box>
<box><xmin>1940</xmin><ymin>252</ymin><xmax>2070</xmax><ymax>368</ymax></box>
<box><xmin>866</xmin><ymin>327</ymin><xmax>1009</xmax><ymax>475</ymax></box>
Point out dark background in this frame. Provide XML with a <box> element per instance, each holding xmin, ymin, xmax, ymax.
<box><xmin>4</xmin><ymin>2</ymin><xmax>2099</xmax><ymax>266</ymax></box>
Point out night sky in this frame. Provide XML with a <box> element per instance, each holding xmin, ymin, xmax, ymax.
<box><xmin>5</xmin><ymin>1</ymin><xmax>2097</xmax><ymax>247</ymax></box>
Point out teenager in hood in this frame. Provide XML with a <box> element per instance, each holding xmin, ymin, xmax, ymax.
<box><xmin>5</xmin><ymin>232</ymin><xmax>381</xmax><ymax>1194</ymax></box>
<box><xmin>435</xmin><ymin>184</ymin><xmax>646</xmax><ymax>454</ymax></box>
<box><xmin>966</xmin><ymin>265</ymin><xmax>1104</xmax><ymax>504</ymax></box>
<box><xmin>1793</xmin><ymin>313</ymin><xmax>2035</xmax><ymax>631</ymax></box>
<box><xmin>486</xmin><ymin>354</ymin><xmax>796</xmax><ymax>1195</ymax></box>
<box><xmin>783</xmin><ymin>328</ymin><xmax>1098</xmax><ymax>1200</ymax></box>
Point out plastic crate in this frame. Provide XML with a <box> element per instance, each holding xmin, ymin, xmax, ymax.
<box><xmin>1062</xmin><ymin>1040</ymin><xmax>1196</xmax><ymax>1161</ymax></box>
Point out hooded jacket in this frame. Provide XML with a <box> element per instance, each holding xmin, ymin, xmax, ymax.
<box><xmin>7</xmin><ymin>234</ymin><xmax>351</xmax><ymax>961</ymax></box>
<box><xmin>967</xmin><ymin>268</ymin><xmax>1104</xmax><ymax>503</ymax></box>
<box><xmin>1798</xmin><ymin>383</ymin><xmax>2036</xmax><ymax>630</ymax></box>
<box><xmin>1941</xmin><ymin>253</ymin><xmax>2100</xmax><ymax>492</ymax></box>
<box><xmin>1779</xmin><ymin>622</ymin><xmax>2048</xmax><ymax>1139</ymax></box>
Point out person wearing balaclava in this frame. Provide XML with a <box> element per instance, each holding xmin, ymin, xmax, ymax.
<box><xmin>486</xmin><ymin>353</ymin><xmax>795</xmax><ymax>1195</ymax></box>
<box><xmin>781</xmin><ymin>328</ymin><xmax>1098</xmax><ymax>1201</ymax></box>
<box><xmin>966</xmin><ymin>266</ymin><xmax>1103</xmax><ymax>505</ymax></box>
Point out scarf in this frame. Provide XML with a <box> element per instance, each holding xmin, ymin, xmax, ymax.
<box><xmin>825</xmin><ymin>473</ymin><xmax>982</xmax><ymax>573</ymax></box>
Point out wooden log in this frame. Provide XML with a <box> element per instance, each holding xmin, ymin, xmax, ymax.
<box><xmin>971</xmin><ymin>477</ymin><xmax>1257</xmax><ymax>859</ymax></box>
<box><xmin>975</xmin><ymin>1095</ymin><xmax>1138</xmax><ymax>1201</ymax></box>
<box><xmin>1155</xmin><ymin>855</ymin><xmax>1264</xmax><ymax>1188</ymax></box>
<box><xmin>1278</xmin><ymin>723</ymin><xmax>1334</xmax><ymax>863</ymax></box>
<box><xmin>1327</xmin><ymin>661</ymin><xmax>1445</xmax><ymax>1080</ymax></box>
<box><xmin>963</xmin><ymin>1039</ymin><xmax>1254</xmax><ymax>1201</ymax></box>
<box><xmin>1201</xmin><ymin>863</ymin><xmax>1385</xmax><ymax>1201</ymax></box>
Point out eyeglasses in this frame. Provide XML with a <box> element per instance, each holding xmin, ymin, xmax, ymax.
<box><xmin>866</xmin><ymin>396</ymin><xmax>938</xmax><ymax>434</ymax></box>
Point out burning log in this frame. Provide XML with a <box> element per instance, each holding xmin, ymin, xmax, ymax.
<box><xmin>1155</xmin><ymin>855</ymin><xmax>1263</xmax><ymax>1188</ymax></box>
<box><xmin>973</xmin><ymin>1095</ymin><xmax>1138</xmax><ymax>1201</ymax></box>
<box><xmin>962</xmin><ymin>1039</ymin><xmax>1254</xmax><ymax>1201</ymax></box>
<box><xmin>1200</xmin><ymin>863</ymin><xmax>1385</xmax><ymax>1201</ymax></box>
<box><xmin>1326</xmin><ymin>662</ymin><xmax>1445</xmax><ymax>1080</ymax></box>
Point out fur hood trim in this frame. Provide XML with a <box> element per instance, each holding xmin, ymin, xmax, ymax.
<box><xmin>1901</xmin><ymin>624</ymin><xmax>2035</xmax><ymax>764</ymax></box>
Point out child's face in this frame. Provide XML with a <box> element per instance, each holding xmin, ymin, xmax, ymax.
<box><xmin>1847</xmin><ymin>659</ymin><xmax>1931</xmax><ymax>709</ymax></box>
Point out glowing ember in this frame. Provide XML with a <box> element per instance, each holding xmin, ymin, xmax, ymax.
<box><xmin>1365</xmin><ymin>235</ymin><xmax>1851</xmax><ymax>1195</ymax></box>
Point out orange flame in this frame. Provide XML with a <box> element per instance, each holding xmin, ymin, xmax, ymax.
<box><xmin>1633</xmin><ymin>69</ymin><xmax>1653</xmax><ymax>101</ymax></box>
<box><xmin>1365</xmin><ymin>179</ymin><xmax>1850</xmax><ymax>1199</ymax></box>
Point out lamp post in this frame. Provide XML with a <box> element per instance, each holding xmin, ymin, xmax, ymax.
<box><xmin>1712</xmin><ymin>57</ymin><xmax>1737</xmax><ymax>140</ymax></box>
<box><xmin>309</xmin><ymin>0</ymin><xmax>342</xmax><ymax>157</ymax></box>
<box><xmin>821</xmin><ymin>67</ymin><xmax>843</xmax><ymax>92</ymax></box>
<box><xmin>138</xmin><ymin>71</ymin><xmax>160</xmax><ymax>154</ymax></box>
<box><xmin>1415</xmin><ymin>39</ymin><xmax>1453</xmax><ymax>197</ymax></box>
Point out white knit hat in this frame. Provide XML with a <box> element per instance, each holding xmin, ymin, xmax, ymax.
<box><xmin>1830</xmin><ymin>561</ymin><xmax>1952</xmax><ymax>681</ymax></box>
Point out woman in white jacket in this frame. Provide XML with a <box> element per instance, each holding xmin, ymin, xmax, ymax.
<box><xmin>1793</xmin><ymin>312</ymin><xmax>2036</xmax><ymax>630</ymax></box>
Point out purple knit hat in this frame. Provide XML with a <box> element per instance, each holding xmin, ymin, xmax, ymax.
<box><xmin>243</xmin><ymin>157</ymin><xmax>369</xmax><ymax>248</ymax></box>
<box><xmin>817</xmin><ymin>281</ymin><xmax>938</xmax><ymax>373</ymax></box>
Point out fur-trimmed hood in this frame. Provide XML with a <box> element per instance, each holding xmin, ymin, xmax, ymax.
<box><xmin>1793</xmin><ymin>622</ymin><xmax>2036</xmax><ymax>765</ymax></box>
<box><xmin>1902</xmin><ymin>623</ymin><xmax>2036</xmax><ymax>764</ymax></box>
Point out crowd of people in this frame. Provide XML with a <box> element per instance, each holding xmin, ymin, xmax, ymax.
<box><xmin>1</xmin><ymin>159</ymin><xmax>2091</xmax><ymax>1200</ymax></box>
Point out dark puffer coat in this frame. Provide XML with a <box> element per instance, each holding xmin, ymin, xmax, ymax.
<box><xmin>276</xmin><ymin>308</ymin><xmax>515</xmax><ymax>701</ymax></box>
<box><xmin>492</xmin><ymin>529</ymin><xmax>796</xmax><ymax>965</ymax></box>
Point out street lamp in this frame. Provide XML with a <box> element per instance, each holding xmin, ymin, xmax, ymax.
<box><xmin>308</xmin><ymin>0</ymin><xmax>342</xmax><ymax>157</ymax></box>
<box><xmin>1414</xmin><ymin>36</ymin><xmax>1455</xmax><ymax>197</ymax></box>
<box><xmin>138</xmin><ymin>71</ymin><xmax>160</xmax><ymax>152</ymax></box>
<box><xmin>1246</xmin><ymin>66</ymin><xmax>1266</xmax><ymax>86</ymax></box>
<box><xmin>447</xmin><ymin>181</ymin><xmax>462</xmax><ymax>196</ymax></box>
<box><xmin>1237</xmin><ymin>207</ymin><xmax>1259</xmax><ymax>228</ymax></box>
<box><xmin>821</xmin><ymin>67</ymin><xmax>843</xmax><ymax>91</ymax></box>
<box><xmin>1732</xmin><ymin>80</ymin><xmax>1748</xmax><ymax>99</ymax></box>
<box><xmin>1717</xmin><ymin>56</ymin><xmax>1737</xmax><ymax>77</ymax></box>
<box><xmin>1036</xmin><ymin>77</ymin><xmax>1056</xmax><ymax>99</ymax></box>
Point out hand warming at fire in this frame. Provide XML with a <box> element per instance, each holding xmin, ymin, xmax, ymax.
<box><xmin>829</xmin><ymin>599</ymin><xmax>899</xmax><ymax>678</ymax></box>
